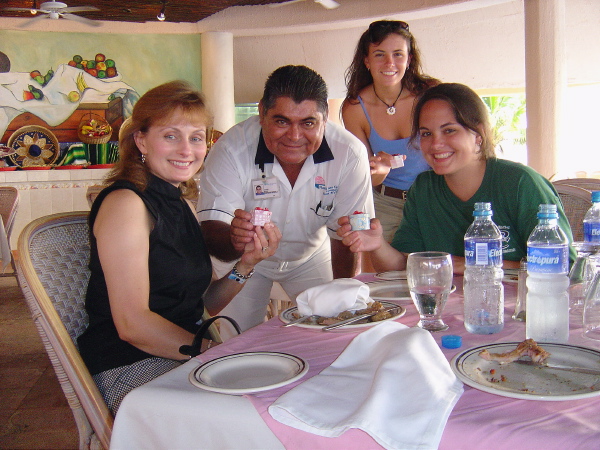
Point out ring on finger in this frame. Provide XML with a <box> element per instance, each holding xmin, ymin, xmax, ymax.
<box><xmin>262</xmin><ymin>246</ymin><xmax>269</xmax><ymax>252</ymax></box>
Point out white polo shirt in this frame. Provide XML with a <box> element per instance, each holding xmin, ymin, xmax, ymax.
<box><xmin>198</xmin><ymin>115</ymin><xmax>374</xmax><ymax>264</ymax></box>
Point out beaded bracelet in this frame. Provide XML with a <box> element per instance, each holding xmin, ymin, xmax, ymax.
<box><xmin>228</xmin><ymin>262</ymin><xmax>255</xmax><ymax>284</ymax></box>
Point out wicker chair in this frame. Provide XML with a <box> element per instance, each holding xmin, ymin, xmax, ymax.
<box><xmin>15</xmin><ymin>212</ymin><xmax>113</xmax><ymax>449</ymax></box>
<box><xmin>85</xmin><ymin>185</ymin><xmax>104</xmax><ymax>208</ymax></box>
<box><xmin>553</xmin><ymin>178</ymin><xmax>600</xmax><ymax>192</ymax></box>
<box><xmin>553</xmin><ymin>184</ymin><xmax>592</xmax><ymax>241</ymax></box>
<box><xmin>0</xmin><ymin>186</ymin><xmax>19</xmax><ymax>275</ymax></box>
<box><xmin>0</xmin><ymin>186</ymin><xmax>19</xmax><ymax>238</ymax></box>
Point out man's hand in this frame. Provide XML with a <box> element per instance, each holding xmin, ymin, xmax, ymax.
<box><xmin>230</xmin><ymin>209</ymin><xmax>258</xmax><ymax>252</ymax></box>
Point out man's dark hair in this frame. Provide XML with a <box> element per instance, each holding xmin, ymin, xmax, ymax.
<box><xmin>261</xmin><ymin>65</ymin><xmax>328</xmax><ymax>116</ymax></box>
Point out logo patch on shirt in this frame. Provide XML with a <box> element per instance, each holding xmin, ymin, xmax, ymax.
<box><xmin>498</xmin><ymin>225</ymin><xmax>511</xmax><ymax>251</ymax></box>
<box><xmin>315</xmin><ymin>176</ymin><xmax>325</xmax><ymax>189</ymax></box>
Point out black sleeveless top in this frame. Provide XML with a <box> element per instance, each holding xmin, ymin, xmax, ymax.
<box><xmin>78</xmin><ymin>175</ymin><xmax>212</xmax><ymax>375</ymax></box>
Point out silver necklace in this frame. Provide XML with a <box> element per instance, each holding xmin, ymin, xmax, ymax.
<box><xmin>373</xmin><ymin>85</ymin><xmax>404</xmax><ymax>115</ymax></box>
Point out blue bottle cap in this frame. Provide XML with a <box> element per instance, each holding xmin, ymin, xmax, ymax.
<box><xmin>441</xmin><ymin>335</ymin><xmax>462</xmax><ymax>349</ymax></box>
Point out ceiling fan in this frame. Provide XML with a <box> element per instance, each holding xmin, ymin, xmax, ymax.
<box><xmin>4</xmin><ymin>0</ymin><xmax>100</xmax><ymax>27</ymax></box>
<box><xmin>270</xmin><ymin>0</ymin><xmax>341</xmax><ymax>10</ymax></box>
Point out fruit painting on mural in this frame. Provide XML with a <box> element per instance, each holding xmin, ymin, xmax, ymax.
<box><xmin>67</xmin><ymin>53</ymin><xmax>118</xmax><ymax>79</ymax></box>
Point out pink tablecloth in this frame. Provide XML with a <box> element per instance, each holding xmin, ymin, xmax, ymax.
<box><xmin>191</xmin><ymin>276</ymin><xmax>600</xmax><ymax>449</ymax></box>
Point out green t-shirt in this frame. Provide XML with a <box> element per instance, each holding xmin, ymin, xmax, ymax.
<box><xmin>391</xmin><ymin>158</ymin><xmax>576</xmax><ymax>262</ymax></box>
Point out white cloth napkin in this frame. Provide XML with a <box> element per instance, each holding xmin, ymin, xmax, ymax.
<box><xmin>296</xmin><ymin>278</ymin><xmax>370</xmax><ymax>317</ymax></box>
<box><xmin>268</xmin><ymin>322</ymin><xmax>464</xmax><ymax>450</ymax></box>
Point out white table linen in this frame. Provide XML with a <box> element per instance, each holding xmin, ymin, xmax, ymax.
<box><xmin>110</xmin><ymin>360</ymin><xmax>284</xmax><ymax>450</ymax></box>
<box><xmin>269</xmin><ymin>322</ymin><xmax>463</xmax><ymax>449</ymax></box>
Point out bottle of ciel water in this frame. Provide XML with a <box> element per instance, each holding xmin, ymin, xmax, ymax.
<box><xmin>463</xmin><ymin>202</ymin><xmax>504</xmax><ymax>334</ymax></box>
<box><xmin>526</xmin><ymin>204</ymin><xmax>570</xmax><ymax>343</ymax></box>
<box><xmin>584</xmin><ymin>191</ymin><xmax>600</xmax><ymax>243</ymax></box>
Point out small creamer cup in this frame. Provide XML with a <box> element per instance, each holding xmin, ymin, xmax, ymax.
<box><xmin>349</xmin><ymin>213</ymin><xmax>370</xmax><ymax>231</ymax></box>
<box><xmin>390</xmin><ymin>154</ymin><xmax>404</xmax><ymax>169</ymax></box>
<box><xmin>251</xmin><ymin>208</ymin><xmax>272</xmax><ymax>227</ymax></box>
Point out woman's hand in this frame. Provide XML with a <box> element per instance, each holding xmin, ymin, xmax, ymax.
<box><xmin>237</xmin><ymin>222</ymin><xmax>282</xmax><ymax>269</ymax></box>
<box><xmin>337</xmin><ymin>215</ymin><xmax>385</xmax><ymax>253</ymax></box>
<box><xmin>337</xmin><ymin>216</ymin><xmax>407</xmax><ymax>272</ymax></box>
<box><xmin>369</xmin><ymin>153</ymin><xmax>392</xmax><ymax>186</ymax></box>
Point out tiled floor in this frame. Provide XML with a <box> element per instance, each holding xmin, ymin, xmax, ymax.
<box><xmin>0</xmin><ymin>273</ymin><xmax>78</xmax><ymax>449</ymax></box>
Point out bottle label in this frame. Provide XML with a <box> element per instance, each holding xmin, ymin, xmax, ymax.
<box><xmin>527</xmin><ymin>245</ymin><xmax>569</xmax><ymax>274</ymax></box>
<box><xmin>584</xmin><ymin>222</ymin><xmax>600</xmax><ymax>243</ymax></box>
<box><xmin>465</xmin><ymin>240</ymin><xmax>502</xmax><ymax>266</ymax></box>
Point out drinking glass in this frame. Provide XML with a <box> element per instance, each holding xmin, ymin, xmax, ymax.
<box><xmin>568</xmin><ymin>242</ymin><xmax>597</xmax><ymax>309</ymax></box>
<box><xmin>583</xmin><ymin>246</ymin><xmax>600</xmax><ymax>340</ymax></box>
<box><xmin>406</xmin><ymin>251</ymin><xmax>453</xmax><ymax>332</ymax></box>
<box><xmin>584</xmin><ymin>271</ymin><xmax>600</xmax><ymax>340</ymax></box>
<box><xmin>512</xmin><ymin>259</ymin><xmax>527</xmax><ymax>322</ymax></box>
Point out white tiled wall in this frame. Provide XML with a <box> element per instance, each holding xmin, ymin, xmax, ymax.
<box><xmin>0</xmin><ymin>168</ymin><xmax>110</xmax><ymax>247</ymax></box>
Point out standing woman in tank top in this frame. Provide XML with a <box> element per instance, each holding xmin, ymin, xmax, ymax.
<box><xmin>342</xmin><ymin>20</ymin><xmax>440</xmax><ymax>242</ymax></box>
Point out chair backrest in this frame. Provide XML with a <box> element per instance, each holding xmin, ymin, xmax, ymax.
<box><xmin>553</xmin><ymin>184</ymin><xmax>592</xmax><ymax>241</ymax></box>
<box><xmin>553</xmin><ymin>178</ymin><xmax>600</xmax><ymax>193</ymax></box>
<box><xmin>15</xmin><ymin>211</ymin><xmax>112</xmax><ymax>449</ymax></box>
<box><xmin>86</xmin><ymin>185</ymin><xmax>104</xmax><ymax>208</ymax></box>
<box><xmin>0</xmin><ymin>186</ymin><xmax>19</xmax><ymax>238</ymax></box>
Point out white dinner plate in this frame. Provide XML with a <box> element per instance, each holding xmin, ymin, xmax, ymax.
<box><xmin>368</xmin><ymin>280</ymin><xmax>411</xmax><ymax>300</ymax></box>
<box><xmin>189</xmin><ymin>352</ymin><xmax>309</xmax><ymax>394</ymax></box>
<box><xmin>503</xmin><ymin>268</ymin><xmax>519</xmax><ymax>284</ymax></box>
<box><xmin>375</xmin><ymin>270</ymin><xmax>407</xmax><ymax>281</ymax></box>
<box><xmin>368</xmin><ymin>280</ymin><xmax>456</xmax><ymax>301</ymax></box>
<box><xmin>451</xmin><ymin>342</ymin><xmax>600</xmax><ymax>401</ymax></box>
<box><xmin>279</xmin><ymin>301</ymin><xmax>406</xmax><ymax>329</ymax></box>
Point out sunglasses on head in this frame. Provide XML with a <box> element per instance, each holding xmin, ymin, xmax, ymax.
<box><xmin>368</xmin><ymin>20</ymin><xmax>410</xmax><ymax>33</ymax></box>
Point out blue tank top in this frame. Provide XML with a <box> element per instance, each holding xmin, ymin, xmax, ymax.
<box><xmin>358</xmin><ymin>96</ymin><xmax>430</xmax><ymax>190</ymax></box>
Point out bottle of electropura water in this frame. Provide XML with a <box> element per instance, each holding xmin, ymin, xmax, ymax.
<box><xmin>526</xmin><ymin>204</ymin><xmax>570</xmax><ymax>343</ymax></box>
<box><xmin>584</xmin><ymin>191</ymin><xmax>600</xmax><ymax>243</ymax></box>
<box><xmin>463</xmin><ymin>202</ymin><xmax>504</xmax><ymax>334</ymax></box>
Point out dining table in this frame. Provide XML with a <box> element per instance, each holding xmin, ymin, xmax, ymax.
<box><xmin>110</xmin><ymin>274</ymin><xmax>600</xmax><ymax>450</ymax></box>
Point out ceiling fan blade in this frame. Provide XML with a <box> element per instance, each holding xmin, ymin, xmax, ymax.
<box><xmin>314</xmin><ymin>0</ymin><xmax>340</xmax><ymax>9</ymax></box>
<box><xmin>62</xmin><ymin>12</ymin><xmax>100</xmax><ymax>26</ymax></box>
<box><xmin>18</xmin><ymin>13</ymin><xmax>50</xmax><ymax>27</ymax></box>
<box><xmin>268</xmin><ymin>0</ymin><xmax>305</xmax><ymax>7</ymax></box>
<box><xmin>3</xmin><ymin>7</ymin><xmax>39</xmax><ymax>12</ymax></box>
<box><xmin>62</xmin><ymin>6</ymin><xmax>100</xmax><ymax>13</ymax></box>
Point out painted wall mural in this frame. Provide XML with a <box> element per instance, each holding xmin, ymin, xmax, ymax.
<box><xmin>0</xmin><ymin>30</ymin><xmax>201</xmax><ymax>169</ymax></box>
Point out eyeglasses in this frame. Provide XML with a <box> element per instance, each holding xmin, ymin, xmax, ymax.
<box><xmin>368</xmin><ymin>20</ymin><xmax>410</xmax><ymax>33</ymax></box>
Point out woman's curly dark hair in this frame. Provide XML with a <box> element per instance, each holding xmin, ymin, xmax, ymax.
<box><xmin>344</xmin><ymin>20</ymin><xmax>439</xmax><ymax>105</ymax></box>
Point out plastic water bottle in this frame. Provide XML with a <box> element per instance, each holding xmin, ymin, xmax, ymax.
<box><xmin>526</xmin><ymin>204</ymin><xmax>570</xmax><ymax>343</ymax></box>
<box><xmin>584</xmin><ymin>191</ymin><xmax>600</xmax><ymax>243</ymax></box>
<box><xmin>463</xmin><ymin>202</ymin><xmax>504</xmax><ymax>334</ymax></box>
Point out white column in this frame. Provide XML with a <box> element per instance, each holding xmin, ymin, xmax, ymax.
<box><xmin>524</xmin><ymin>0</ymin><xmax>566</xmax><ymax>179</ymax></box>
<box><xmin>201</xmin><ymin>32</ymin><xmax>235</xmax><ymax>133</ymax></box>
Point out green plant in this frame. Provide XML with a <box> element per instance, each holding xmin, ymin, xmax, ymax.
<box><xmin>482</xmin><ymin>95</ymin><xmax>527</xmax><ymax>146</ymax></box>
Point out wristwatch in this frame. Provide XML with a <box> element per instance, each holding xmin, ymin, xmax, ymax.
<box><xmin>228</xmin><ymin>263</ymin><xmax>255</xmax><ymax>284</ymax></box>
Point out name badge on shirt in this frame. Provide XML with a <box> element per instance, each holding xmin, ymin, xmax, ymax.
<box><xmin>252</xmin><ymin>176</ymin><xmax>281</xmax><ymax>199</ymax></box>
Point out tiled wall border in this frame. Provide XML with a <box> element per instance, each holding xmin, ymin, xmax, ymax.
<box><xmin>1</xmin><ymin>169</ymin><xmax>111</xmax><ymax>247</ymax></box>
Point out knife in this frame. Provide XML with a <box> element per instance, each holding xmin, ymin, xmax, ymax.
<box><xmin>512</xmin><ymin>359</ymin><xmax>600</xmax><ymax>376</ymax></box>
<box><xmin>322</xmin><ymin>306</ymin><xmax>402</xmax><ymax>331</ymax></box>
<box><xmin>281</xmin><ymin>314</ymin><xmax>317</xmax><ymax>327</ymax></box>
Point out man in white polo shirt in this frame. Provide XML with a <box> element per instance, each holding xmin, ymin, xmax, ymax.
<box><xmin>198</xmin><ymin>65</ymin><xmax>374</xmax><ymax>335</ymax></box>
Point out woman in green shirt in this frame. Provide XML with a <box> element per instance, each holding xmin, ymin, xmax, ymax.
<box><xmin>337</xmin><ymin>83</ymin><xmax>573</xmax><ymax>274</ymax></box>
